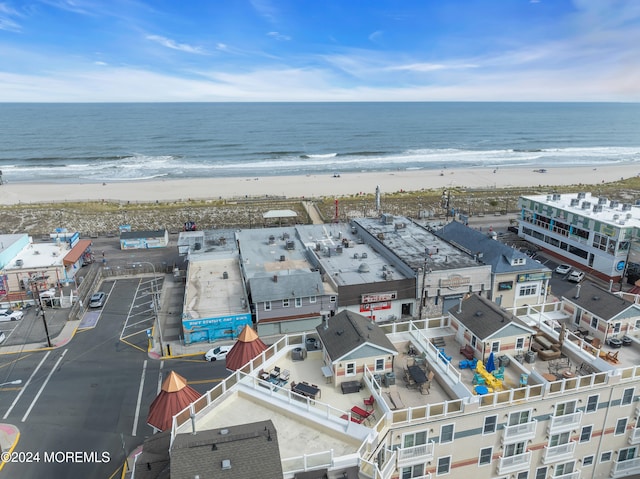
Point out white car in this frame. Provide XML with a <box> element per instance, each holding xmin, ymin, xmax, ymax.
<box><xmin>555</xmin><ymin>264</ymin><xmax>572</xmax><ymax>275</ymax></box>
<box><xmin>568</xmin><ymin>270</ymin><xmax>585</xmax><ymax>283</ymax></box>
<box><xmin>204</xmin><ymin>345</ymin><xmax>232</xmax><ymax>362</ymax></box>
<box><xmin>0</xmin><ymin>309</ymin><xmax>23</xmax><ymax>322</ymax></box>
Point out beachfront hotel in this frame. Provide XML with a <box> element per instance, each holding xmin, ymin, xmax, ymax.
<box><xmin>517</xmin><ymin>192</ymin><xmax>640</xmax><ymax>283</ymax></box>
<box><xmin>130</xmin><ymin>281</ymin><xmax>640</xmax><ymax>479</ymax></box>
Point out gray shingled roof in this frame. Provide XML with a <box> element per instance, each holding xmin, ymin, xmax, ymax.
<box><xmin>250</xmin><ymin>270</ymin><xmax>323</xmax><ymax>302</ymax></box>
<box><xmin>435</xmin><ymin>220</ymin><xmax>548</xmax><ymax>274</ymax></box>
<box><xmin>448</xmin><ymin>294</ymin><xmax>534</xmax><ymax>340</ymax></box>
<box><xmin>562</xmin><ymin>282</ymin><xmax>638</xmax><ymax>321</ymax></box>
<box><xmin>316</xmin><ymin>310</ymin><xmax>398</xmax><ymax>362</ymax></box>
<box><xmin>171</xmin><ymin>420</ymin><xmax>283</xmax><ymax>479</ymax></box>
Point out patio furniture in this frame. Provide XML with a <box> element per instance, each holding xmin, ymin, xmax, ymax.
<box><xmin>475</xmin><ymin>385</ymin><xmax>489</xmax><ymax>395</ymax></box>
<box><xmin>270</xmin><ymin>366</ymin><xmax>281</xmax><ymax>379</ymax></box>
<box><xmin>293</xmin><ymin>382</ymin><xmax>321</xmax><ymax>399</ymax></box>
<box><xmin>351</xmin><ymin>405</ymin><xmax>375</xmax><ymax>421</ymax></box>
<box><xmin>364</xmin><ymin>395</ymin><xmax>375</xmax><ymax>408</ymax></box>
<box><xmin>321</xmin><ymin>365</ymin><xmax>333</xmax><ymax>383</ymax></box>
<box><xmin>519</xmin><ymin>374</ymin><xmax>528</xmax><ymax>387</ymax></box>
<box><xmin>407</xmin><ymin>365</ymin><xmax>427</xmax><ymax>384</ymax></box>
<box><xmin>341</xmin><ymin>414</ymin><xmax>365</xmax><ymax>424</ymax></box>
<box><xmin>386</xmin><ymin>385</ymin><xmax>405</xmax><ymax>410</ymax></box>
<box><xmin>341</xmin><ymin>380</ymin><xmax>361</xmax><ymax>394</ymax></box>
<box><xmin>460</xmin><ymin>344</ymin><xmax>475</xmax><ymax>360</ymax></box>
<box><xmin>280</xmin><ymin>369</ymin><xmax>291</xmax><ymax>381</ymax></box>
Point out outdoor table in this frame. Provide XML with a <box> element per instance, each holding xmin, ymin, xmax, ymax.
<box><xmin>294</xmin><ymin>382</ymin><xmax>320</xmax><ymax>399</ymax></box>
<box><xmin>350</xmin><ymin>406</ymin><xmax>374</xmax><ymax>420</ymax></box>
<box><xmin>475</xmin><ymin>385</ymin><xmax>489</xmax><ymax>395</ymax></box>
<box><xmin>321</xmin><ymin>365</ymin><xmax>333</xmax><ymax>384</ymax></box>
<box><xmin>408</xmin><ymin>365</ymin><xmax>427</xmax><ymax>384</ymax></box>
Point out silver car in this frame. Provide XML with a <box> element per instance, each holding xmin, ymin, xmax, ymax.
<box><xmin>89</xmin><ymin>292</ymin><xmax>106</xmax><ymax>308</ymax></box>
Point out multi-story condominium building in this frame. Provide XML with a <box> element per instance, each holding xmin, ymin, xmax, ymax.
<box><xmin>517</xmin><ymin>192</ymin><xmax>640</xmax><ymax>282</ymax></box>
<box><xmin>435</xmin><ymin>220</ymin><xmax>552</xmax><ymax>310</ymax></box>
<box><xmin>131</xmin><ymin>282</ymin><xmax>640</xmax><ymax>479</ymax></box>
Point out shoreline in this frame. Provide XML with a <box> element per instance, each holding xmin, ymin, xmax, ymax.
<box><xmin>1</xmin><ymin>164</ymin><xmax>638</xmax><ymax>206</ymax></box>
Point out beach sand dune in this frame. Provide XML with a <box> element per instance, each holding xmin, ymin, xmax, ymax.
<box><xmin>0</xmin><ymin>165</ymin><xmax>636</xmax><ymax>205</ymax></box>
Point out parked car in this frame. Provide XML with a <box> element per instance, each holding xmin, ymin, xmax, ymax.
<box><xmin>555</xmin><ymin>264</ymin><xmax>572</xmax><ymax>275</ymax></box>
<box><xmin>89</xmin><ymin>292</ymin><xmax>106</xmax><ymax>308</ymax></box>
<box><xmin>0</xmin><ymin>331</ymin><xmax>6</xmax><ymax>344</ymax></box>
<box><xmin>568</xmin><ymin>270</ymin><xmax>585</xmax><ymax>283</ymax></box>
<box><xmin>0</xmin><ymin>309</ymin><xmax>23</xmax><ymax>321</ymax></box>
<box><xmin>204</xmin><ymin>345</ymin><xmax>232</xmax><ymax>362</ymax></box>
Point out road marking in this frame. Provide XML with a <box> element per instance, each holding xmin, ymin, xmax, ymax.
<box><xmin>2</xmin><ymin>351</ymin><xmax>50</xmax><ymax>419</ymax></box>
<box><xmin>157</xmin><ymin>360</ymin><xmax>164</xmax><ymax>395</ymax></box>
<box><xmin>132</xmin><ymin>359</ymin><xmax>147</xmax><ymax>437</ymax></box>
<box><xmin>21</xmin><ymin>349</ymin><xmax>67</xmax><ymax>422</ymax></box>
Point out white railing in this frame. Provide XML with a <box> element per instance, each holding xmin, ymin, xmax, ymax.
<box><xmin>550</xmin><ymin>471</ymin><xmax>580</xmax><ymax>479</ymax></box>
<box><xmin>503</xmin><ymin>420</ymin><xmax>537</xmax><ymax>442</ymax></box>
<box><xmin>497</xmin><ymin>451</ymin><xmax>531</xmax><ymax>474</ymax></box>
<box><xmin>380</xmin><ymin>450</ymin><xmax>397</xmax><ymax>479</ymax></box>
<box><xmin>397</xmin><ymin>442</ymin><xmax>435</xmax><ymax>466</ymax></box>
<box><xmin>543</xmin><ymin>441</ymin><xmax>576</xmax><ymax>464</ymax></box>
<box><xmin>408</xmin><ymin>322</ymin><xmax>461</xmax><ymax>384</ymax></box>
<box><xmin>548</xmin><ymin>411</ymin><xmax>583</xmax><ymax>434</ymax></box>
<box><xmin>282</xmin><ymin>450</ymin><xmax>334</xmax><ymax>475</ymax></box>
<box><xmin>612</xmin><ymin>456</ymin><xmax>640</xmax><ymax>478</ymax></box>
<box><xmin>629</xmin><ymin>427</ymin><xmax>640</xmax><ymax>445</ymax></box>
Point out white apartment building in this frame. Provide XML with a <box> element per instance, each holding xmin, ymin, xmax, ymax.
<box><xmin>517</xmin><ymin>192</ymin><xmax>640</xmax><ymax>282</ymax></box>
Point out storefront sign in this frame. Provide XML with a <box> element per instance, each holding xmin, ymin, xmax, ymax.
<box><xmin>517</xmin><ymin>271</ymin><xmax>552</xmax><ymax>282</ymax></box>
<box><xmin>361</xmin><ymin>291</ymin><xmax>397</xmax><ymax>303</ymax></box>
<box><xmin>439</xmin><ymin>275</ymin><xmax>470</xmax><ymax>289</ymax></box>
<box><xmin>360</xmin><ymin>301</ymin><xmax>391</xmax><ymax>312</ymax></box>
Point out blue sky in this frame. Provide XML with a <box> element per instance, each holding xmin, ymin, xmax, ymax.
<box><xmin>0</xmin><ymin>0</ymin><xmax>638</xmax><ymax>102</ymax></box>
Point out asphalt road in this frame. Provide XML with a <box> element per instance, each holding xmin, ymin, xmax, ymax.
<box><xmin>0</xmin><ymin>274</ymin><xmax>229</xmax><ymax>478</ymax></box>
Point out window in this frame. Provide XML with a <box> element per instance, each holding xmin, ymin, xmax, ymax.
<box><xmin>555</xmin><ymin>400</ymin><xmax>576</xmax><ymax>416</ymax></box>
<box><xmin>295</xmin><ymin>297</ymin><xmax>302</xmax><ymax>307</ymax></box>
<box><xmin>479</xmin><ymin>447</ymin><xmax>492</xmax><ymax>466</ymax></box>
<box><xmin>309</xmin><ymin>295</ymin><xmax>317</xmax><ymax>303</ymax></box>
<box><xmin>345</xmin><ymin>362</ymin><xmax>356</xmax><ymax>376</ymax></box>
<box><xmin>549</xmin><ymin>431</ymin><xmax>570</xmax><ymax>448</ymax></box>
<box><xmin>401</xmin><ymin>464</ymin><xmax>425</xmax><ymax>479</ymax></box>
<box><xmin>516</xmin><ymin>472</ymin><xmax>528</xmax><ymax>479</ymax></box>
<box><xmin>615</xmin><ymin>418</ymin><xmax>628</xmax><ymax>435</ymax></box>
<box><xmin>505</xmin><ymin>441</ymin><xmax>526</xmax><ymax>457</ymax></box>
<box><xmin>583</xmin><ymin>455</ymin><xmax>594</xmax><ymax>466</ymax></box>
<box><xmin>508</xmin><ymin>410</ymin><xmax>531</xmax><ymax>426</ymax></box>
<box><xmin>440</xmin><ymin>424</ymin><xmax>454</xmax><ymax>443</ymax></box>
<box><xmin>590</xmin><ymin>316</ymin><xmax>598</xmax><ymax>329</ymax></box>
<box><xmin>516</xmin><ymin>337</ymin><xmax>525</xmax><ymax>350</ymax></box>
<box><xmin>580</xmin><ymin>425</ymin><xmax>592</xmax><ymax>443</ymax></box>
<box><xmin>282</xmin><ymin>299</ymin><xmax>290</xmax><ymax>307</ymax></box>
<box><xmin>600</xmin><ymin>451</ymin><xmax>612</xmax><ymax>462</ymax></box>
<box><xmin>622</xmin><ymin>388</ymin><xmax>634</xmax><ymax>406</ymax></box>
<box><xmin>483</xmin><ymin>415</ymin><xmax>497</xmax><ymax>434</ymax></box>
<box><xmin>618</xmin><ymin>447</ymin><xmax>637</xmax><ymax>462</ymax></box>
<box><xmin>518</xmin><ymin>284</ymin><xmax>538</xmax><ymax>296</ymax></box>
<box><xmin>555</xmin><ymin>462</ymin><xmax>574</xmax><ymax>475</ymax></box>
<box><xmin>436</xmin><ymin>456</ymin><xmax>451</xmax><ymax>475</ymax></box>
<box><xmin>264</xmin><ymin>301</ymin><xmax>271</xmax><ymax>311</ymax></box>
<box><xmin>534</xmin><ymin>467</ymin><xmax>547</xmax><ymax>479</ymax></box>
<box><xmin>491</xmin><ymin>341</ymin><xmax>500</xmax><ymax>353</ymax></box>
<box><xmin>403</xmin><ymin>431</ymin><xmax>427</xmax><ymax>448</ymax></box>
<box><xmin>586</xmin><ymin>394</ymin><xmax>598</xmax><ymax>413</ymax></box>
<box><xmin>330</xmin><ymin>295</ymin><xmax>337</xmax><ymax>303</ymax></box>
<box><xmin>375</xmin><ymin>358</ymin><xmax>385</xmax><ymax>371</ymax></box>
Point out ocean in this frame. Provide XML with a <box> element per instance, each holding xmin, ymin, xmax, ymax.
<box><xmin>1</xmin><ymin>102</ymin><xmax>639</xmax><ymax>184</ymax></box>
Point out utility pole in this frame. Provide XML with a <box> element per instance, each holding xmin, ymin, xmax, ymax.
<box><xmin>31</xmin><ymin>280</ymin><xmax>52</xmax><ymax>347</ymax></box>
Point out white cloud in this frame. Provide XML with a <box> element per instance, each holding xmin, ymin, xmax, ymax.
<box><xmin>0</xmin><ymin>2</ymin><xmax>22</xmax><ymax>32</ymax></box>
<box><xmin>146</xmin><ymin>35</ymin><xmax>206</xmax><ymax>54</ymax></box>
<box><xmin>267</xmin><ymin>31</ymin><xmax>291</xmax><ymax>41</ymax></box>
<box><xmin>368</xmin><ymin>30</ymin><xmax>383</xmax><ymax>43</ymax></box>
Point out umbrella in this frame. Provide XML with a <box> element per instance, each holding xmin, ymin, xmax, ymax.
<box><xmin>486</xmin><ymin>351</ymin><xmax>496</xmax><ymax>373</ymax></box>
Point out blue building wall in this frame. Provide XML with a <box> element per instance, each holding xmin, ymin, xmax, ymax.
<box><xmin>182</xmin><ymin>313</ymin><xmax>252</xmax><ymax>344</ymax></box>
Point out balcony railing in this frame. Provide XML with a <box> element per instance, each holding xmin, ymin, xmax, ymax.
<box><xmin>550</xmin><ymin>471</ymin><xmax>580</xmax><ymax>479</ymax></box>
<box><xmin>612</xmin><ymin>457</ymin><xmax>640</xmax><ymax>478</ymax></box>
<box><xmin>543</xmin><ymin>441</ymin><xmax>576</xmax><ymax>464</ymax></box>
<box><xmin>629</xmin><ymin>427</ymin><xmax>640</xmax><ymax>445</ymax></box>
<box><xmin>498</xmin><ymin>451</ymin><xmax>531</xmax><ymax>475</ymax></box>
<box><xmin>397</xmin><ymin>442</ymin><xmax>435</xmax><ymax>466</ymax></box>
<box><xmin>548</xmin><ymin>411</ymin><xmax>583</xmax><ymax>434</ymax></box>
<box><xmin>503</xmin><ymin>420</ymin><xmax>537</xmax><ymax>442</ymax></box>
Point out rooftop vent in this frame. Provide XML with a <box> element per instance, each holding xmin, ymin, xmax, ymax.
<box><xmin>361</xmin><ymin>252</ymin><xmax>368</xmax><ymax>259</ymax></box>
<box><xmin>474</xmin><ymin>311</ymin><xmax>483</xmax><ymax>317</ymax></box>
<box><xmin>220</xmin><ymin>429</ymin><xmax>229</xmax><ymax>435</ymax></box>
<box><xmin>268</xmin><ymin>235</ymin><xmax>275</xmax><ymax>244</ymax></box>
<box><xmin>358</xmin><ymin>263</ymin><xmax>370</xmax><ymax>273</ymax></box>
<box><xmin>221</xmin><ymin>459</ymin><xmax>232</xmax><ymax>470</ymax></box>
<box><xmin>285</xmin><ymin>240</ymin><xmax>295</xmax><ymax>250</ymax></box>
<box><xmin>626</xmin><ymin>213</ymin><xmax>633</xmax><ymax>220</ymax></box>
<box><xmin>280</xmin><ymin>255</ymin><xmax>286</xmax><ymax>262</ymax></box>
<box><xmin>353</xmin><ymin>253</ymin><xmax>359</xmax><ymax>259</ymax></box>
<box><xmin>194</xmin><ymin>242</ymin><xmax>201</xmax><ymax>250</ymax></box>
<box><xmin>222</xmin><ymin>271</ymin><xmax>228</xmax><ymax>279</ymax></box>
<box><xmin>613</xmin><ymin>214</ymin><xmax>620</xmax><ymax>220</ymax></box>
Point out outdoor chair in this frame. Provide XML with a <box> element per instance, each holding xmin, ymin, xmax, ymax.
<box><xmin>364</xmin><ymin>395</ymin><xmax>375</xmax><ymax>408</ymax></box>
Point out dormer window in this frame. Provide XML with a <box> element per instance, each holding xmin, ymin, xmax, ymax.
<box><xmin>511</xmin><ymin>257</ymin><xmax>526</xmax><ymax>266</ymax></box>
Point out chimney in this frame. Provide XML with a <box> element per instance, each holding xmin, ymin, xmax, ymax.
<box><xmin>457</xmin><ymin>298</ymin><xmax>463</xmax><ymax>313</ymax></box>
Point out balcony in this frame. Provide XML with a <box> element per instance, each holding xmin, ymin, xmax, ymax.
<box><xmin>497</xmin><ymin>451</ymin><xmax>531</xmax><ymax>475</ymax></box>
<box><xmin>547</xmin><ymin>411</ymin><xmax>583</xmax><ymax>434</ymax></box>
<box><xmin>503</xmin><ymin>420</ymin><xmax>537</xmax><ymax>443</ymax></box>
<box><xmin>550</xmin><ymin>471</ymin><xmax>580</xmax><ymax>479</ymax></box>
<box><xmin>629</xmin><ymin>427</ymin><xmax>640</xmax><ymax>445</ymax></box>
<box><xmin>612</xmin><ymin>457</ymin><xmax>640</xmax><ymax>478</ymax></box>
<box><xmin>543</xmin><ymin>441</ymin><xmax>576</xmax><ymax>464</ymax></box>
<box><xmin>397</xmin><ymin>442</ymin><xmax>435</xmax><ymax>467</ymax></box>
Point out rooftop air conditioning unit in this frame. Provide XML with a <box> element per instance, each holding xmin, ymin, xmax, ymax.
<box><xmin>622</xmin><ymin>204</ymin><xmax>632</xmax><ymax>211</ymax></box>
<box><xmin>361</xmin><ymin>252</ymin><xmax>368</xmax><ymax>258</ymax></box>
<box><xmin>577</xmin><ymin>192</ymin><xmax>586</xmax><ymax>199</ymax></box>
<box><xmin>570</xmin><ymin>199</ymin><xmax>580</xmax><ymax>206</ymax></box>
<box><xmin>598</xmin><ymin>197</ymin><xmax>607</xmax><ymax>205</ymax></box>
<box><xmin>593</xmin><ymin>205</ymin><xmax>603</xmax><ymax>213</ymax></box>
<box><xmin>552</xmin><ymin>194</ymin><xmax>561</xmax><ymax>201</ymax></box>
<box><xmin>610</xmin><ymin>200</ymin><xmax>620</xmax><ymax>208</ymax></box>
<box><xmin>626</xmin><ymin>213</ymin><xmax>633</xmax><ymax>220</ymax></box>
<box><xmin>581</xmin><ymin>201</ymin><xmax>591</xmax><ymax>209</ymax></box>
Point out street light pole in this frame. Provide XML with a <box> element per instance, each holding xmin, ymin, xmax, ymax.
<box><xmin>0</xmin><ymin>379</ymin><xmax>22</xmax><ymax>387</ymax></box>
<box><xmin>30</xmin><ymin>280</ymin><xmax>52</xmax><ymax>348</ymax></box>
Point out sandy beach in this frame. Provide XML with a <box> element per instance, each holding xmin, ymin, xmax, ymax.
<box><xmin>0</xmin><ymin>164</ymin><xmax>637</xmax><ymax>206</ymax></box>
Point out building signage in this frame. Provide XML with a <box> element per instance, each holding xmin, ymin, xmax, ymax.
<box><xmin>517</xmin><ymin>271</ymin><xmax>552</xmax><ymax>282</ymax></box>
<box><xmin>183</xmin><ymin>313</ymin><xmax>252</xmax><ymax>329</ymax></box>
<box><xmin>498</xmin><ymin>281</ymin><xmax>513</xmax><ymax>291</ymax></box>
<box><xmin>361</xmin><ymin>291</ymin><xmax>397</xmax><ymax>303</ymax></box>
<box><xmin>360</xmin><ymin>301</ymin><xmax>391</xmax><ymax>312</ymax></box>
<box><xmin>439</xmin><ymin>275</ymin><xmax>470</xmax><ymax>289</ymax></box>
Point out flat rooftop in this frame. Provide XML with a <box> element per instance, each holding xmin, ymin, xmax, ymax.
<box><xmin>522</xmin><ymin>192</ymin><xmax>640</xmax><ymax>228</ymax></box>
<box><xmin>5</xmin><ymin>241</ymin><xmax>67</xmax><ymax>271</ymax></box>
<box><xmin>354</xmin><ymin>216</ymin><xmax>481</xmax><ymax>271</ymax></box>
